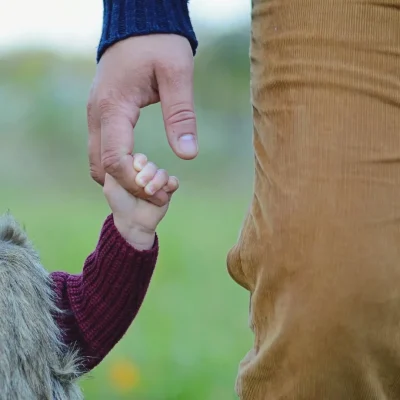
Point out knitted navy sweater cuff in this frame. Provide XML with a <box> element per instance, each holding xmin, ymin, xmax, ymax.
<box><xmin>97</xmin><ymin>0</ymin><xmax>198</xmax><ymax>62</ymax></box>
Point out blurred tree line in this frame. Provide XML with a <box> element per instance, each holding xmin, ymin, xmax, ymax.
<box><xmin>0</xmin><ymin>26</ymin><xmax>253</xmax><ymax>191</ymax></box>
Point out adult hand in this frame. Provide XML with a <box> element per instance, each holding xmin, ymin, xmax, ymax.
<box><xmin>87</xmin><ymin>34</ymin><xmax>198</xmax><ymax>206</ymax></box>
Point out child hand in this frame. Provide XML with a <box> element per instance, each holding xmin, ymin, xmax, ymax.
<box><xmin>103</xmin><ymin>154</ymin><xmax>179</xmax><ymax>250</ymax></box>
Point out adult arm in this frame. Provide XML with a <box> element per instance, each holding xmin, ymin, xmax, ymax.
<box><xmin>87</xmin><ymin>0</ymin><xmax>198</xmax><ymax>206</ymax></box>
<box><xmin>50</xmin><ymin>214</ymin><xmax>158</xmax><ymax>372</ymax></box>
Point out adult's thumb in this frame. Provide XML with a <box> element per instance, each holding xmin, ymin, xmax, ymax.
<box><xmin>157</xmin><ymin>62</ymin><xmax>198</xmax><ymax>160</ymax></box>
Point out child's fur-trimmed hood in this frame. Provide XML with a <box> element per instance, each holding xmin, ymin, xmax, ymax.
<box><xmin>0</xmin><ymin>213</ymin><xmax>83</xmax><ymax>400</ymax></box>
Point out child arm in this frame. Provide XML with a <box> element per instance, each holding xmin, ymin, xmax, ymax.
<box><xmin>49</xmin><ymin>214</ymin><xmax>158</xmax><ymax>372</ymax></box>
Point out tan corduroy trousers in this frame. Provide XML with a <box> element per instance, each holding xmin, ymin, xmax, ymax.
<box><xmin>227</xmin><ymin>0</ymin><xmax>400</xmax><ymax>398</ymax></box>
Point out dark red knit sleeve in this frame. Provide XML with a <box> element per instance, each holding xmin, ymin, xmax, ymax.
<box><xmin>50</xmin><ymin>214</ymin><xmax>158</xmax><ymax>372</ymax></box>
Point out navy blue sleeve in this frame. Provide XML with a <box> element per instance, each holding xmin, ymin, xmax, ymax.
<box><xmin>97</xmin><ymin>0</ymin><xmax>198</xmax><ymax>62</ymax></box>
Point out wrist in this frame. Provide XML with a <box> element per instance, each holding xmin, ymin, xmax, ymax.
<box><xmin>113</xmin><ymin>217</ymin><xmax>155</xmax><ymax>251</ymax></box>
<box><xmin>97</xmin><ymin>0</ymin><xmax>198</xmax><ymax>62</ymax></box>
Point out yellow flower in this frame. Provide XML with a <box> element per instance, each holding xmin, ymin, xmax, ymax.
<box><xmin>109</xmin><ymin>359</ymin><xmax>140</xmax><ymax>393</ymax></box>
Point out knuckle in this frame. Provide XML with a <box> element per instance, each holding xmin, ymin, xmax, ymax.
<box><xmin>89</xmin><ymin>165</ymin><xmax>104</xmax><ymax>185</ymax></box>
<box><xmin>133</xmin><ymin>153</ymin><xmax>146</xmax><ymax>166</ymax></box>
<box><xmin>86</xmin><ymin>100</ymin><xmax>93</xmax><ymax>119</ymax></box>
<box><xmin>98</xmin><ymin>97</ymin><xmax>114</xmax><ymax>112</ymax></box>
<box><xmin>162</xmin><ymin>56</ymin><xmax>193</xmax><ymax>76</ymax></box>
<box><xmin>98</xmin><ymin>98</ymin><xmax>119</xmax><ymax>122</ymax></box>
<box><xmin>160</xmin><ymin>59</ymin><xmax>190</xmax><ymax>76</ymax></box>
<box><xmin>147</xmin><ymin>161</ymin><xmax>158</xmax><ymax>171</ymax></box>
<box><xmin>86</xmin><ymin>100</ymin><xmax>97</xmax><ymax>131</ymax></box>
<box><xmin>157</xmin><ymin>168</ymin><xmax>168</xmax><ymax>178</ymax></box>
<box><xmin>101</xmin><ymin>152</ymin><xmax>122</xmax><ymax>176</ymax></box>
<box><xmin>165</xmin><ymin>106</ymin><xmax>196</xmax><ymax>127</ymax></box>
<box><xmin>158</xmin><ymin>59</ymin><xmax>193</xmax><ymax>91</ymax></box>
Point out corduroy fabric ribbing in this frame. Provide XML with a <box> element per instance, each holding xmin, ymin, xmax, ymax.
<box><xmin>227</xmin><ymin>0</ymin><xmax>400</xmax><ymax>398</ymax></box>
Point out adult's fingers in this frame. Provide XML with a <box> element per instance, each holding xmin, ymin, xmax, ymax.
<box><xmin>100</xmin><ymin>102</ymin><xmax>137</xmax><ymax>188</ymax></box>
<box><xmin>87</xmin><ymin>98</ymin><xmax>104</xmax><ymax>186</ymax></box>
<box><xmin>100</xmin><ymin>103</ymin><xmax>168</xmax><ymax>206</ymax></box>
<box><xmin>156</xmin><ymin>61</ymin><xmax>199</xmax><ymax>160</ymax></box>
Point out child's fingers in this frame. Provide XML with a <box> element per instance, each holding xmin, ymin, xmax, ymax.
<box><xmin>164</xmin><ymin>176</ymin><xmax>179</xmax><ymax>194</ymax></box>
<box><xmin>145</xmin><ymin>169</ymin><xmax>169</xmax><ymax>196</ymax></box>
<box><xmin>135</xmin><ymin>162</ymin><xmax>158</xmax><ymax>187</ymax></box>
<box><xmin>132</xmin><ymin>154</ymin><xmax>177</xmax><ymax>201</ymax></box>
<box><xmin>133</xmin><ymin>153</ymin><xmax>148</xmax><ymax>172</ymax></box>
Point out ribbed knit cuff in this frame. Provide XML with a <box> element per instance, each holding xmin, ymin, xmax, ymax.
<box><xmin>97</xmin><ymin>0</ymin><xmax>198</xmax><ymax>62</ymax></box>
<box><xmin>73</xmin><ymin>213</ymin><xmax>158</xmax><ymax>303</ymax></box>
<box><xmin>94</xmin><ymin>213</ymin><xmax>159</xmax><ymax>268</ymax></box>
<box><xmin>64</xmin><ymin>214</ymin><xmax>159</xmax><ymax>365</ymax></box>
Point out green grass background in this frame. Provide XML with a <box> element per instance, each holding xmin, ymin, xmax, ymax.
<box><xmin>1</xmin><ymin>24</ymin><xmax>255</xmax><ymax>399</ymax></box>
<box><xmin>1</xmin><ymin>184</ymin><xmax>253</xmax><ymax>400</ymax></box>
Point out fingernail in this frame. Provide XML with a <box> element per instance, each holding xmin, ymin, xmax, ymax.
<box><xmin>137</xmin><ymin>176</ymin><xmax>147</xmax><ymax>187</ymax></box>
<box><xmin>134</xmin><ymin>160</ymin><xmax>145</xmax><ymax>171</ymax></box>
<box><xmin>146</xmin><ymin>185</ymin><xmax>155</xmax><ymax>195</ymax></box>
<box><xmin>178</xmin><ymin>134</ymin><xmax>198</xmax><ymax>156</ymax></box>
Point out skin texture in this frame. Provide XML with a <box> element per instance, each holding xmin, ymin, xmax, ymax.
<box><xmin>0</xmin><ymin>155</ymin><xmax>176</xmax><ymax>398</ymax></box>
<box><xmin>103</xmin><ymin>153</ymin><xmax>179</xmax><ymax>250</ymax></box>
<box><xmin>87</xmin><ymin>34</ymin><xmax>197</xmax><ymax>206</ymax></box>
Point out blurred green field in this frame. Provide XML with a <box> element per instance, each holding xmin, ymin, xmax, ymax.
<box><xmin>0</xmin><ymin>23</ymin><xmax>255</xmax><ymax>399</ymax></box>
<box><xmin>1</xmin><ymin>183</ymin><xmax>253</xmax><ymax>400</ymax></box>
